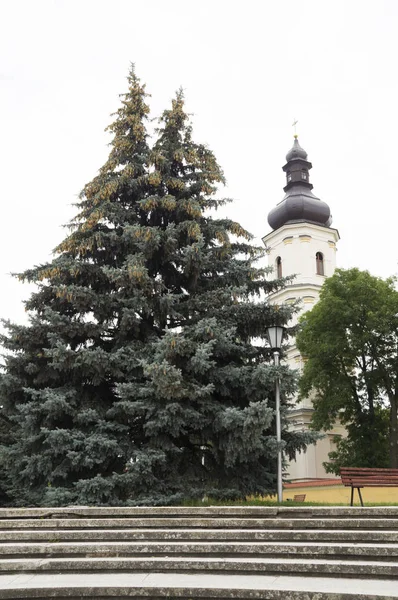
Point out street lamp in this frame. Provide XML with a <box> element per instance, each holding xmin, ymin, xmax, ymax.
<box><xmin>266</xmin><ymin>325</ymin><xmax>285</xmax><ymax>503</ymax></box>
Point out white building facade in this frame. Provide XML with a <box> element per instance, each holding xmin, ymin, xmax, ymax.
<box><xmin>263</xmin><ymin>137</ymin><xmax>345</xmax><ymax>481</ymax></box>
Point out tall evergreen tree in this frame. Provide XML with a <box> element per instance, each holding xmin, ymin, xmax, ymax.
<box><xmin>0</xmin><ymin>66</ymin><xmax>154</xmax><ymax>505</ymax></box>
<box><xmin>0</xmin><ymin>68</ymin><xmax>315</xmax><ymax>506</ymax></box>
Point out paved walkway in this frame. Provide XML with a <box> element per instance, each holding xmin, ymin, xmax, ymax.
<box><xmin>0</xmin><ymin>572</ymin><xmax>397</xmax><ymax>597</ymax></box>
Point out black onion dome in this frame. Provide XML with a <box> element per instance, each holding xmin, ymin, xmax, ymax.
<box><xmin>267</xmin><ymin>137</ymin><xmax>332</xmax><ymax>230</ymax></box>
<box><xmin>268</xmin><ymin>188</ymin><xmax>332</xmax><ymax>229</ymax></box>
<box><xmin>286</xmin><ymin>137</ymin><xmax>308</xmax><ymax>161</ymax></box>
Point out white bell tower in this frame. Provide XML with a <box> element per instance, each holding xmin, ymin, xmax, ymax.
<box><xmin>263</xmin><ymin>136</ymin><xmax>344</xmax><ymax>481</ymax></box>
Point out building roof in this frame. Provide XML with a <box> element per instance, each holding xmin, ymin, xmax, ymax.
<box><xmin>284</xmin><ymin>478</ymin><xmax>343</xmax><ymax>488</ymax></box>
<box><xmin>267</xmin><ymin>137</ymin><xmax>332</xmax><ymax>231</ymax></box>
<box><xmin>285</xmin><ymin>137</ymin><xmax>308</xmax><ymax>161</ymax></box>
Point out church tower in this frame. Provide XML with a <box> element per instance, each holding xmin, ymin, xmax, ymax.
<box><xmin>263</xmin><ymin>136</ymin><xmax>344</xmax><ymax>481</ymax></box>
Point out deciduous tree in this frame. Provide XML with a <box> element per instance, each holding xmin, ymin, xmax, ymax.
<box><xmin>297</xmin><ymin>268</ymin><xmax>398</xmax><ymax>472</ymax></box>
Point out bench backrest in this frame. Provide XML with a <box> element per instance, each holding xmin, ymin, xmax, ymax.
<box><xmin>293</xmin><ymin>494</ymin><xmax>306</xmax><ymax>502</ymax></box>
<box><xmin>340</xmin><ymin>467</ymin><xmax>398</xmax><ymax>487</ymax></box>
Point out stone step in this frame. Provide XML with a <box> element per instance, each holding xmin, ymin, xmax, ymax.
<box><xmin>0</xmin><ymin>540</ymin><xmax>397</xmax><ymax>560</ymax></box>
<box><xmin>1</xmin><ymin>572</ymin><xmax>397</xmax><ymax>599</ymax></box>
<box><xmin>1</xmin><ymin>506</ymin><xmax>398</xmax><ymax>519</ymax></box>
<box><xmin>2</xmin><ymin>517</ymin><xmax>398</xmax><ymax>529</ymax></box>
<box><xmin>3</xmin><ymin>528</ymin><xmax>398</xmax><ymax>543</ymax></box>
<box><xmin>0</xmin><ymin>556</ymin><xmax>397</xmax><ymax>578</ymax></box>
<box><xmin>1</xmin><ymin>507</ymin><xmax>396</xmax><ymax>597</ymax></box>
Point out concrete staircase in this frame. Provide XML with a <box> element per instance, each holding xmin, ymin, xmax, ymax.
<box><xmin>0</xmin><ymin>506</ymin><xmax>397</xmax><ymax>598</ymax></box>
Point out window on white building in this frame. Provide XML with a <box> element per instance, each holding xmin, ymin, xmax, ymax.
<box><xmin>316</xmin><ymin>252</ymin><xmax>324</xmax><ymax>275</ymax></box>
<box><xmin>276</xmin><ymin>256</ymin><xmax>282</xmax><ymax>278</ymax></box>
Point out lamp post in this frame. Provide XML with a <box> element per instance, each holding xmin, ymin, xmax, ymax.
<box><xmin>266</xmin><ymin>325</ymin><xmax>285</xmax><ymax>504</ymax></box>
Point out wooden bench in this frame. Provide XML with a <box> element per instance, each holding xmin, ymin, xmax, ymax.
<box><xmin>340</xmin><ymin>467</ymin><xmax>398</xmax><ymax>506</ymax></box>
<box><xmin>293</xmin><ymin>494</ymin><xmax>306</xmax><ymax>502</ymax></box>
<box><xmin>286</xmin><ymin>494</ymin><xmax>306</xmax><ymax>503</ymax></box>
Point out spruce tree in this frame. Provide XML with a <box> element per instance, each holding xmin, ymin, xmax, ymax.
<box><xmin>0</xmin><ymin>68</ymin><xmax>315</xmax><ymax>506</ymax></box>
<box><xmin>114</xmin><ymin>91</ymin><xmax>314</xmax><ymax>503</ymax></box>
<box><xmin>0</xmin><ymin>66</ymin><xmax>154</xmax><ymax>506</ymax></box>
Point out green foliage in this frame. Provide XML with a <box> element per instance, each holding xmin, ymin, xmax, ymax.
<box><xmin>325</xmin><ymin>409</ymin><xmax>389</xmax><ymax>475</ymax></box>
<box><xmin>0</xmin><ymin>67</ymin><xmax>316</xmax><ymax>506</ymax></box>
<box><xmin>297</xmin><ymin>268</ymin><xmax>398</xmax><ymax>472</ymax></box>
<box><xmin>0</xmin><ymin>410</ymin><xmax>14</xmax><ymax>505</ymax></box>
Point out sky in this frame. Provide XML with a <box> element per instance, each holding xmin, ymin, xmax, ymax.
<box><xmin>1</xmin><ymin>0</ymin><xmax>398</xmax><ymax>328</ymax></box>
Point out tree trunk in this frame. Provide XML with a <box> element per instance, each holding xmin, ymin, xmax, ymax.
<box><xmin>390</xmin><ymin>395</ymin><xmax>398</xmax><ymax>468</ymax></box>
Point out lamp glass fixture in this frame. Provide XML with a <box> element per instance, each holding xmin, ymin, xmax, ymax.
<box><xmin>266</xmin><ymin>325</ymin><xmax>285</xmax><ymax>350</ymax></box>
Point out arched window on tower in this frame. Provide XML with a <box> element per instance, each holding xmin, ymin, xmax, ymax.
<box><xmin>276</xmin><ymin>256</ymin><xmax>282</xmax><ymax>278</ymax></box>
<box><xmin>316</xmin><ymin>252</ymin><xmax>324</xmax><ymax>276</ymax></box>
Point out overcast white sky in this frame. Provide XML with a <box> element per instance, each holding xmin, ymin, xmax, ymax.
<box><xmin>1</xmin><ymin>0</ymin><xmax>398</xmax><ymax>328</ymax></box>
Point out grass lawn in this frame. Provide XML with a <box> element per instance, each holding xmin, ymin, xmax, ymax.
<box><xmin>182</xmin><ymin>498</ymin><xmax>398</xmax><ymax>507</ymax></box>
